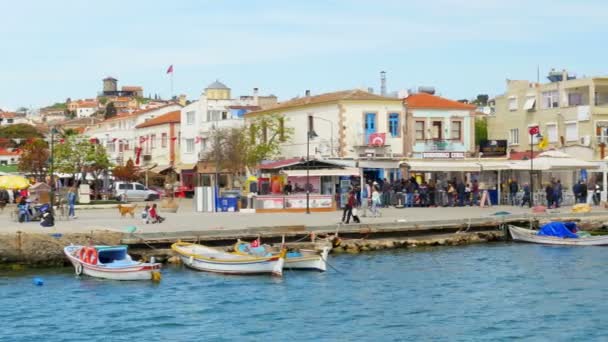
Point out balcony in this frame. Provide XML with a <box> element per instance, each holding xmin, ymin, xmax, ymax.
<box><xmin>423</xmin><ymin>139</ymin><xmax>457</xmax><ymax>151</ymax></box>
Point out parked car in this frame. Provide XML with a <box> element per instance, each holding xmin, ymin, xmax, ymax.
<box><xmin>112</xmin><ymin>182</ymin><xmax>159</xmax><ymax>202</ymax></box>
<box><xmin>147</xmin><ymin>186</ymin><xmax>166</xmax><ymax>199</ymax></box>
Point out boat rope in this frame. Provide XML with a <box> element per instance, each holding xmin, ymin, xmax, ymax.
<box><xmin>320</xmin><ymin>254</ymin><xmax>343</xmax><ymax>274</ymax></box>
<box><xmin>291</xmin><ymin>233</ymin><xmax>312</xmax><ymax>243</ymax></box>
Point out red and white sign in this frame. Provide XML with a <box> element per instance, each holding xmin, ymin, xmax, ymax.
<box><xmin>528</xmin><ymin>126</ymin><xmax>540</xmax><ymax>135</ymax></box>
<box><xmin>368</xmin><ymin>133</ymin><xmax>386</xmax><ymax>146</ymax></box>
<box><xmin>422</xmin><ymin>152</ymin><xmax>465</xmax><ymax>159</ymax></box>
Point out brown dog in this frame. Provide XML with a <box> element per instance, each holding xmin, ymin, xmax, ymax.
<box><xmin>117</xmin><ymin>204</ymin><xmax>137</xmax><ymax>218</ymax></box>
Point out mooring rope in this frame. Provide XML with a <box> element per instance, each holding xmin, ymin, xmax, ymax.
<box><xmin>320</xmin><ymin>254</ymin><xmax>343</xmax><ymax>274</ymax></box>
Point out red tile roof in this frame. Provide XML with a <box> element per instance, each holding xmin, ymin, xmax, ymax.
<box><xmin>0</xmin><ymin>148</ymin><xmax>21</xmax><ymax>156</ymax></box>
<box><xmin>258</xmin><ymin>158</ymin><xmax>303</xmax><ymax>170</ymax></box>
<box><xmin>135</xmin><ymin>111</ymin><xmax>181</xmax><ymax>128</ymax></box>
<box><xmin>405</xmin><ymin>93</ymin><xmax>476</xmax><ymax>110</ymax></box>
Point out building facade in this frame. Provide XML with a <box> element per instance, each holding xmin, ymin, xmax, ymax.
<box><xmin>135</xmin><ymin>110</ymin><xmax>181</xmax><ymax>168</ymax></box>
<box><xmin>488</xmin><ymin>69</ymin><xmax>608</xmax><ymax>161</ymax></box>
<box><xmin>404</xmin><ymin>93</ymin><xmax>477</xmax><ymax>159</ymax></box>
<box><xmin>245</xmin><ymin>89</ymin><xmax>405</xmax><ymax>181</ymax></box>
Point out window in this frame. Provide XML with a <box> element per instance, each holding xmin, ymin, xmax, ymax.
<box><xmin>221</xmin><ymin>111</ymin><xmax>228</xmax><ymax>120</ymax></box>
<box><xmin>509</xmin><ymin>128</ymin><xmax>519</xmax><ymax>145</ymax></box>
<box><xmin>7</xmin><ymin>119</ymin><xmax>13</xmax><ymax>124</ymax></box>
<box><xmin>451</xmin><ymin>121</ymin><xmax>462</xmax><ymax>141</ymax></box>
<box><xmin>118</xmin><ymin>183</ymin><xmax>131</xmax><ymax>190</ymax></box>
<box><xmin>546</xmin><ymin>124</ymin><xmax>558</xmax><ymax>143</ymax></box>
<box><xmin>135</xmin><ymin>184</ymin><xmax>145</xmax><ymax>190</ymax></box>
<box><xmin>541</xmin><ymin>91</ymin><xmax>559</xmax><ymax>109</ymax></box>
<box><xmin>568</xmin><ymin>93</ymin><xmax>583</xmax><ymax>106</ymax></box>
<box><xmin>186</xmin><ymin>111</ymin><xmax>195</xmax><ymax>125</ymax></box>
<box><xmin>106</xmin><ymin>139</ymin><xmax>115</xmax><ymax>153</ymax></box>
<box><xmin>0</xmin><ymin>161</ymin><xmax>7</xmax><ymax>166</ymax></box>
<box><xmin>279</xmin><ymin>117</ymin><xmax>285</xmax><ymax>142</ymax></box>
<box><xmin>508</xmin><ymin>96</ymin><xmax>518</xmax><ymax>111</ymax></box>
<box><xmin>124</xmin><ymin>141</ymin><xmax>130</xmax><ymax>150</ymax></box>
<box><xmin>150</xmin><ymin>134</ymin><xmax>156</xmax><ymax>149</ymax></box>
<box><xmin>432</xmin><ymin>121</ymin><xmax>442</xmax><ymax>140</ymax></box>
<box><xmin>161</xmin><ymin>133</ymin><xmax>167</xmax><ymax>148</ymax></box>
<box><xmin>415</xmin><ymin>121</ymin><xmax>425</xmax><ymax>140</ymax></box>
<box><xmin>308</xmin><ymin>115</ymin><xmax>314</xmax><ymax>133</ymax></box>
<box><xmin>523</xmin><ymin>96</ymin><xmax>536</xmax><ymax>110</ymax></box>
<box><xmin>565</xmin><ymin>122</ymin><xmax>578</xmax><ymax>141</ymax></box>
<box><xmin>388</xmin><ymin>113</ymin><xmax>400</xmax><ymax>137</ymax></box>
<box><xmin>185</xmin><ymin>138</ymin><xmax>194</xmax><ymax>153</ymax></box>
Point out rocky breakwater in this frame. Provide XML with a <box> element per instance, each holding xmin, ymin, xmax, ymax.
<box><xmin>330</xmin><ymin>231</ymin><xmax>504</xmax><ymax>254</ymax></box>
<box><xmin>0</xmin><ymin>230</ymin><xmax>124</xmax><ymax>268</ymax></box>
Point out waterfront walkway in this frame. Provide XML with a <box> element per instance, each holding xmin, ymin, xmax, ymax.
<box><xmin>1</xmin><ymin>199</ymin><xmax>606</xmax><ymax>234</ymax></box>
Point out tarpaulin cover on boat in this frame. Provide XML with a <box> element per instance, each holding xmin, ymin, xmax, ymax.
<box><xmin>537</xmin><ymin>222</ymin><xmax>579</xmax><ymax>239</ymax></box>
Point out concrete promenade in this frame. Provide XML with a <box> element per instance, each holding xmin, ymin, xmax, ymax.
<box><xmin>1</xmin><ymin>199</ymin><xmax>606</xmax><ymax>234</ymax></box>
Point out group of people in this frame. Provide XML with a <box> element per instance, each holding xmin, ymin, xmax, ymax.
<box><xmin>141</xmin><ymin>204</ymin><xmax>165</xmax><ymax>224</ymax></box>
<box><xmin>506</xmin><ymin>178</ymin><xmax>602</xmax><ymax>208</ymax></box>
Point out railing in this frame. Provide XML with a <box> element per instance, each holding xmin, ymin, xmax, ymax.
<box><xmin>423</xmin><ymin>139</ymin><xmax>459</xmax><ymax>151</ymax></box>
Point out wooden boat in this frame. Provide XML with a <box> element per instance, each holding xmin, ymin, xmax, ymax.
<box><xmin>233</xmin><ymin>240</ymin><xmax>330</xmax><ymax>272</ymax></box>
<box><xmin>508</xmin><ymin>225</ymin><xmax>608</xmax><ymax>246</ymax></box>
<box><xmin>171</xmin><ymin>242</ymin><xmax>286</xmax><ymax>276</ymax></box>
<box><xmin>64</xmin><ymin>245</ymin><xmax>162</xmax><ymax>281</ymax></box>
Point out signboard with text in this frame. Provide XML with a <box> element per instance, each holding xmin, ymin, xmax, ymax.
<box><xmin>422</xmin><ymin>152</ymin><xmax>465</xmax><ymax>159</ymax></box>
<box><xmin>479</xmin><ymin>140</ymin><xmax>507</xmax><ymax>157</ymax></box>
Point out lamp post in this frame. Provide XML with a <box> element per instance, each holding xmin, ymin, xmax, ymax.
<box><xmin>306</xmin><ymin>116</ymin><xmax>318</xmax><ymax>214</ymax></box>
<box><xmin>528</xmin><ymin>126</ymin><xmax>541</xmax><ymax>207</ymax></box>
<box><xmin>49</xmin><ymin>127</ymin><xmax>59</xmax><ymax>212</ymax></box>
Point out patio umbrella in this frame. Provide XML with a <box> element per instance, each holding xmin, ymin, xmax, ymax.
<box><xmin>0</xmin><ymin>175</ymin><xmax>31</xmax><ymax>190</ymax></box>
<box><xmin>509</xmin><ymin>150</ymin><xmax>598</xmax><ymax>171</ymax></box>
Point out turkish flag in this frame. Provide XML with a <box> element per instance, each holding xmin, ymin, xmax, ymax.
<box><xmin>135</xmin><ymin>147</ymin><xmax>142</xmax><ymax>165</ymax></box>
<box><xmin>368</xmin><ymin>133</ymin><xmax>386</xmax><ymax>146</ymax></box>
<box><xmin>139</xmin><ymin>136</ymin><xmax>147</xmax><ymax>144</ymax></box>
<box><xmin>528</xmin><ymin>126</ymin><xmax>540</xmax><ymax>135</ymax></box>
<box><xmin>166</xmin><ymin>65</ymin><xmax>173</xmax><ymax>74</ymax></box>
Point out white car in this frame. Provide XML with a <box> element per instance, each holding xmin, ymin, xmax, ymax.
<box><xmin>113</xmin><ymin>182</ymin><xmax>159</xmax><ymax>202</ymax></box>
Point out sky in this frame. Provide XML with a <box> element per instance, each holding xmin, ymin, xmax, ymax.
<box><xmin>1</xmin><ymin>0</ymin><xmax>608</xmax><ymax>110</ymax></box>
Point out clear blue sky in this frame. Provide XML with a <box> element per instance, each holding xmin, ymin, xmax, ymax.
<box><xmin>1</xmin><ymin>0</ymin><xmax>607</xmax><ymax>110</ymax></box>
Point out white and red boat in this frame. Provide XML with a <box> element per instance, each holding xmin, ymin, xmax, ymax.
<box><xmin>64</xmin><ymin>245</ymin><xmax>162</xmax><ymax>281</ymax></box>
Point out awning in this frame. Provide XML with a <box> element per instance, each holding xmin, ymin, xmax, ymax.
<box><xmin>175</xmin><ymin>163</ymin><xmax>196</xmax><ymax>172</ymax></box>
<box><xmin>281</xmin><ymin>168</ymin><xmax>361</xmax><ymax>177</ymax></box>
<box><xmin>523</xmin><ymin>96</ymin><xmax>536</xmax><ymax>110</ymax></box>
<box><xmin>401</xmin><ymin>160</ymin><xmax>512</xmax><ymax>172</ymax></box>
<box><xmin>150</xmin><ymin>165</ymin><xmax>173</xmax><ymax>174</ymax></box>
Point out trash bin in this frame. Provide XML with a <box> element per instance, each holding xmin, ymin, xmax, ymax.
<box><xmin>217</xmin><ymin>197</ymin><xmax>238</xmax><ymax>212</ymax></box>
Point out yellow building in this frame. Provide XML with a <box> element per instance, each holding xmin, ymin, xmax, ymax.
<box><xmin>205</xmin><ymin>80</ymin><xmax>231</xmax><ymax>100</ymax></box>
<box><xmin>488</xmin><ymin>69</ymin><xmax>608</xmax><ymax>161</ymax></box>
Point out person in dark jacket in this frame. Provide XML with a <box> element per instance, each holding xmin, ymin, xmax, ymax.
<box><xmin>545</xmin><ymin>183</ymin><xmax>554</xmax><ymax>208</ymax></box>
<box><xmin>521</xmin><ymin>183</ymin><xmax>531</xmax><ymax>207</ymax></box>
<box><xmin>573</xmin><ymin>182</ymin><xmax>581</xmax><ymax>204</ymax></box>
<box><xmin>456</xmin><ymin>180</ymin><xmax>466</xmax><ymax>207</ymax></box>
<box><xmin>509</xmin><ymin>179</ymin><xmax>519</xmax><ymax>205</ymax></box>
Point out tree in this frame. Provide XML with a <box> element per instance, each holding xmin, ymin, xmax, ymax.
<box><xmin>105</xmin><ymin>102</ymin><xmax>117</xmax><ymax>119</ymax></box>
<box><xmin>475</xmin><ymin>117</ymin><xmax>488</xmax><ymax>147</ymax></box>
<box><xmin>202</xmin><ymin>114</ymin><xmax>293</xmax><ymax>176</ymax></box>
<box><xmin>54</xmin><ymin>138</ymin><xmax>112</xmax><ymax>181</ymax></box>
<box><xmin>18</xmin><ymin>139</ymin><xmax>49</xmax><ymax>181</ymax></box>
<box><xmin>0</xmin><ymin>124</ymin><xmax>44</xmax><ymax>147</ymax></box>
<box><xmin>86</xmin><ymin>144</ymin><xmax>113</xmax><ymax>184</ymax></box>
<box><xmin>473</xmin><ymin>94</ymin><xmax>489</xmax><ymax>106</ymax></box>
<box><xmin>98</xmin><ymin>97</ymin><xmax>108</xmax><ymax>106</ymax></box>
<box><xmin>112</xmin><ymin>159</ymin><xmax>139</xmax><ymax>182</ymax></box>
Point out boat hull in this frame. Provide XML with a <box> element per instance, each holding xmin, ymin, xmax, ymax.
<box><xmin>234</xmin><ymin>242</ymin><xmax>330</xmax><ymax>272</ymax></box>
<box><xmin>64</xmin><ymin>246</ymin><xmax>161</xmax><ymax>281</ymax></box>
<box><xmin>508</xmin><ymin>225</ymin><xmax>608</xmax><ymax>246</ymax></box>
<box><xmin>172</xmin><ymin>242</ymin><xmax>285</xmax><ymax>276</ymax></box>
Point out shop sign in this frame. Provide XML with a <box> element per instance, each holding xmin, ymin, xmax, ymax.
<box><xmin>285</xmin><ymin>195</ymin><xmax>333</xmax><ymax>209</ymax></box>
<box><xmin>479</xmin><ymin>140</ymin><xmax>507</xmax><ymax>157</ymax></box>
<box><xmin>422</xmin><ymin>152</ymin><xmax>465</xmax><ymax>159</ymax></box>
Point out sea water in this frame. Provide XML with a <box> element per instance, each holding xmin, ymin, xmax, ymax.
<box><xmin>1</xmin><ymin>244</ymin><xmax>607</xmax><ymax>341</ymax></box>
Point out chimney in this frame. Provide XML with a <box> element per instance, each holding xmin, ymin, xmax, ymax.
<box><xmin>178</xmin><ymin>94</ymin><xmax>187</xmax><ymax>106</ymax></box>
<box><xmin>305</xmin><ymin>90</ymin><xmax>311</xmax><ymax>97</ymax></box>
<box><xmin>380</xmin><ymin>71</ymin><xmax>387</xmax><ymax>96</ymax></box>
<box><xmin>253</xmin><ymin>87</ymin><xmax>259</xmax><ymax>106</ymax></box>
<box><xmin>367</xmin><ymin>87</ymin><xmax>374</xmax><ymax>94</ymax></box>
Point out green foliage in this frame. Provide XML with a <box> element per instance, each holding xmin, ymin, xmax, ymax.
<box><xmin>0</xmin><ymin>124</ymin><xmax>43</xmax><ymax>146</ymax></box>
<box><xmin>475</xmin><ymin>117</ymin><xmax>488</xmax><ymax>147</ymax></box>
<box><xmin>48</xmin><ymin>102</ymin><xmax>67</xmax><ymax>110</ymax></box>
<box><xmin>53</xmin><ymin>137</ymin><xmax>112</xmax><ymax>179</ymax></box>
<box><xmin>98</xmin><ymin>97</ymin><xmax>109</xmax><ymax>106</ymax></box>
<box><xmin>105</xmin><ymin>102</ymin><xmax>117</xmax><ymax>119</ymax></box>
<box><xmin>18</xmin><ymin>139</ymin><xmax>49</xmax><ymax>181</ymax></box>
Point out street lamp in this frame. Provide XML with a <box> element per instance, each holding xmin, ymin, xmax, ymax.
<box><xmin>528</xmin><ymin>126</ymin><xmax>542</xmax><ymax>207</ymax></box>
<box><xmin>49</xmin><ymin>127</ymin><xmax>59</xmax><ymax>212</ymax></box>
<box><xmin>306</xmin><ymin>116</ymin><xmax>318</xmax><ymax>214</ymax></box>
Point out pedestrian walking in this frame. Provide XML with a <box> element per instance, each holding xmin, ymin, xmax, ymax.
<box><xmin>521</xmin><ymin>183</ymin><xmax>531</xmax><ymax>207</ymax></box>
<box><xmin>360</xmin><ymin>181</ymin><xmax>371</xmax><ymax>217</ymax></box>
<box><xmin>456</xmin><ymin>180</ymin><xmax>466</xmax><ymax>207</ymax></box>
<box><xmin>341</xmin><ymin>190</ymin><xmax>356</xmax><ymax>224</ymax></box>
<box><xmin>381</xmin><ymin>178</ymin><xmax>391</xmax><ymax>208</ymax></box>
<box><xmin>509</xmin><ymin>179</ymin><xmax>519</xmax><ymax>206</ymax></box>
<box><xmin>472</xmin><ymin>180</ymin><xmax>480</xmax><ymax>206</ymax></box>
<box><xmin>67</xmin><ymin>187</ymin><xmax>77</xmax><ymax>219</ymax></box>
<box><xmin>593</xmin><ymin>183</ymin><xmax>601</xmax><ymax>205</ymax></box>
<box><xmin>371</xmin><ymin>186</ymin><xmax>381</xmax><ymax>217</ymax></box>
<box><xmin>545</xmin><ymin>183</ymin><xmax>554</xmax><ymax>208</ymax></box>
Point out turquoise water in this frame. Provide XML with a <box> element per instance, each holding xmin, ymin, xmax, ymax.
<box><xmin>1</xmin><ymin>243</ymin><xmax>607</xmax><ymax>341</ymax></box>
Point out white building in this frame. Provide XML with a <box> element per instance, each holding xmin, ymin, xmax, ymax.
<box><xmin>0</xmin><ymin>148</ymin><xmax>20</xmax><ymax>166</ymax></box>
<box><xmin>245</xmin><ymin>89</ymin><xmax>405</xmax><ymax>181</ymax></box>
<box><xmin>134</xmin><ymin>110</ymin><xmax>181</xmax><ymax>169</ymax></box>
<box><xmin>86</xmin><ymin>103</ymin><xmax>182</xmax><ymax>165</ymax></box>
<box><xmin>0</xmin><ymin>112</ymin><xmax>30</xmax><ymax>126</ymax></box>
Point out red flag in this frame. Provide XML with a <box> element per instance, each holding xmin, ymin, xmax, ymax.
<box><xmin>166</xmin><ymin>65</ymin><xmax>173</xmax><ymax>74</ymax></box>
<box><xmin>528</xmin><ymin>126</ymin><xmax>540</xmax><ymax>135</ymax></box>
<box><xmin>368</xmin><ymin>133</ymin><xmax>386</xmax><ymax>146</ymax></box>
<box><xmin>135</xmin><ymin>147</ymin><xmax>142</xmax><ymax>165</ymax></box>
<box><xmin>194</xmin><ymin>136</ymin><xmax>202</xmax><ymax>144</ymax></box>
<box><xmin>139</xmin><ymin>136</ymin><xmax>147</xmax><ymax>144</ymax></box>
<box><xmin>171</xmin><ymin>137</ymin><xmax>177</xmax><ymax>141</ymax></box>
<box><xmin>112</xmin><ymin>138</ymin><xmax>117</xmax><ymax>142</ymax></box>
